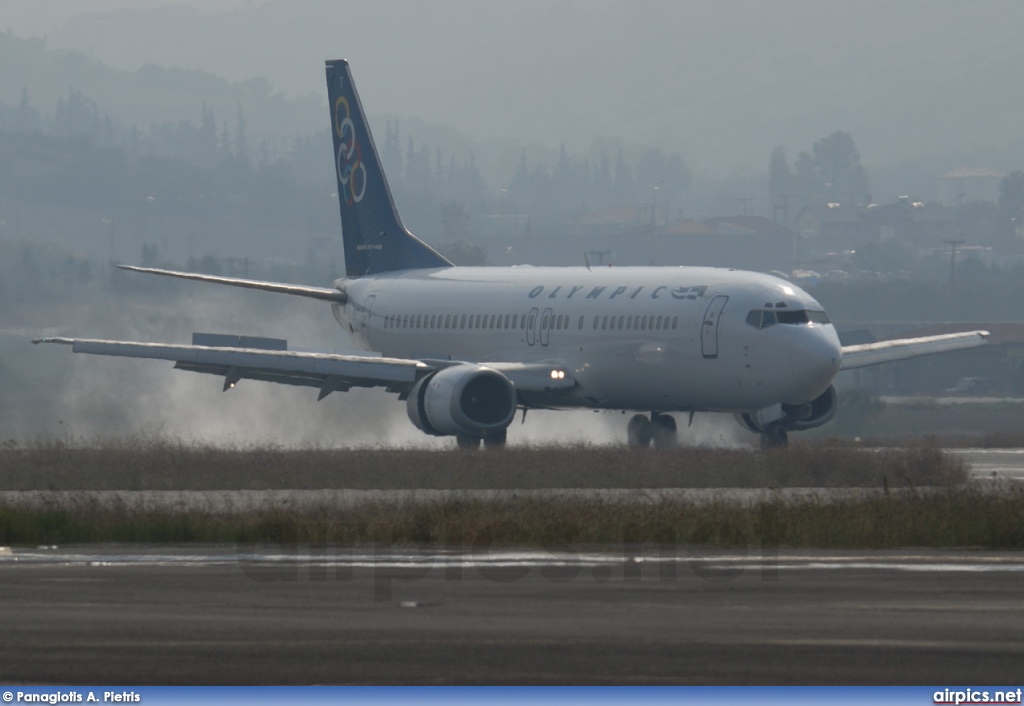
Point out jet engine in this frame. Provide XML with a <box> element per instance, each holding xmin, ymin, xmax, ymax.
<box><xmin>406</xmin><ymin>365</ymin><xmax>517</xmax><ymax>438</ymax></box>
<box><xmin>737</xmin><ymin>384</ymin><xmax>839</xmax><ymax>433</ymax></box>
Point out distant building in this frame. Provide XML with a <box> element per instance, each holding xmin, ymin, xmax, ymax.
<box><xmin>567</xmin><ymin>207</ymin><xmax>662</xmax><ymax>238</ymax></box>
<box><xmin>859</xmin><ymin>198</ymin><xmax>953</xmax><ymax>247</ymax></box>
<box><xmin>938</xmin><ymin>167</ymin><xmax>1005</xmax><ymax>205</ymax></box>
<box><xmin>703</xmin><ymin>215</ymin><xmax>792</xmax><ymax>238</ymax></box>
<box><xmin>793</xmin><ymin>198</ymin><xmax>956</xmax><ymax>262</ymax></box>
<box><xmin>549</xmin><ymin>212</ymin><xmax>795</xmax><ymax>272</ymax></box>
<box><xmin>795</xmin><ymin>204</ymin><xmax>867</xmax><ymax>243</ymax></box>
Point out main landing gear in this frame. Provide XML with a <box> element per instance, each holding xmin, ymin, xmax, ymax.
<box><xmin>759</xmin><ymin>426</ymin><xmax>788</xmax><ymax>450</ymax></box>
<box><xmin>455</xmin><ymin>429</ymin><xmax>507</xmax><ymax>451</ymax></box>
<box><xmin>626</xmin><ymin>412</ymin><xmax>678</xmax><ymax>449</ymax></box>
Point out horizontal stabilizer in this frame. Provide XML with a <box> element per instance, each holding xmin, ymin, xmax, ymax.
<box><xmin>118</xmin><ymin>265</ymin><xmax>347</xmax><ymax>303</ymax></box>
<box><xmin>840</xmin><ymin>330</ymin><xmax>989</xmax><ymax>370</ymax></box>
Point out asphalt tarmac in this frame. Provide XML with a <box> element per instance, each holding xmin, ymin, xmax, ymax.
<box><xmin>1</xmin><ymin>546</ymin><xmax>1023</xmax><ymax>685</ymax></box>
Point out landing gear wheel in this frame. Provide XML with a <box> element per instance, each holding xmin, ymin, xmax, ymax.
<box><xmin>456</xmin><ymin>435</ymin><xmax>481</xmax><ymax>451</ymax></box>
<box><xmin>651</xmin><ymin>413</ymin><xmax>678</xmax><ymax>449</ymax></box>
<box><xmin>760</xmin><ymin>426</ymin><xmax>788</xmax><ymax>450</ymax></box>
<box><xmin>627</xmin><ymin>414</ymin><xmax>653</xmax><ymax>449</ymax></box>
<box><xmin>483</xmin><ymin>429</ymin><xmax>507</xmax><ymax>450</ymax></box>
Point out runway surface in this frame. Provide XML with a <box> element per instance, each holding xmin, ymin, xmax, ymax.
<box><xmin>1</xmin><ymin>545</ymin><xmax>1023</xmax><ymax>684</ymax></box>
<box><xmin>953</xmin><ymin>447</ymin><xmax>1024</xmax><ymax>481</ymax></box>
<box><xmin>1</xmin><ymin>447</ymin><xmax>1022</xmax><ymax>684</ymax></box>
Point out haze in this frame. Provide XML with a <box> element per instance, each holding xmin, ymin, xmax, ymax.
<box><xmin>5</xmin><ymin>0</ymin><xmax>1024</xmax><ymax>176</ymax></box>
<box><xmin>3</xmin><ymin>0</ymin><xmax>1023</xmax><ymax>446</ymax></box>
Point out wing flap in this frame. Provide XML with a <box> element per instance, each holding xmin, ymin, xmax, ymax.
<box><xmin>34</xmin><ymin>337</ymin><xmax>429</xmax><ymax>390</ymax></box>
<box><xmin>840</xmin><ymin>330</ymin><xmax>989</xmax><ymax>370</ymax></box>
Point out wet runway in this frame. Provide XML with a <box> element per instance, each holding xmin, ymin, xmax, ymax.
<box><xmin>1</xmin><ymin>448</ymin><xmax>1022</xmax><ymax>684</ymax></box>
<box><xmin>1</xmin><ymin>545</ymin><xmax>1023</xmax><ymax>684</ymax></box>
<box><xmin>953</xmin><ymin>447</ymin><xmax>1024</xmax><ymax>481</ymax></box>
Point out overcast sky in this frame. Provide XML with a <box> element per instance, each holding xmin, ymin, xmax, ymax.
<box><xmin>5</xmin><ymin>0</ymin><xmax>1024</xmax><ymax>176</ymax></box>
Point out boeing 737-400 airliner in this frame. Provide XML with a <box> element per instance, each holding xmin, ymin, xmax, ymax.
<box><xmin>35</xmin><ymin>60</ymin><xmax>989</xmax><ymax>449</ymax></box>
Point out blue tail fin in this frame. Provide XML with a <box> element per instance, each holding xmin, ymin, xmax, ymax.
<box><xmin>325</xmin><ymin>59</ymin><xmax>452</xmax><ymax>277</ymax></box>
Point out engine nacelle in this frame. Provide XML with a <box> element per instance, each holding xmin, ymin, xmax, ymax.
<box><xmin>736</xmin><ymin>384</ymin><xmax>838</xmax><ymax>433</ymax></box>
<box><xmin>406</xmin><ymin>365</ymin><xmax>516</xmax><ymax>438</ymax></box>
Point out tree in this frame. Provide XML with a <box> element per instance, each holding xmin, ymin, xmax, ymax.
<box><xmin>381</xmin><ymin>120</ymin><xmax>402</xmax><ymax>178</ymax></box>
<box><xmin>234</xmin><ymin>104</ymin><xmax>250</xmax><ymax>171</ymax></box>
<box><xmin>998</xmin><ymin>171</ymin><xmax>1024</xmax><ymax>233</ymax></box>
<box><xmin>440</xmin><ymin>199</ymin><xmax>469</xmax><ymax>241</ymax></box>
<box><xmin>785</xmin><ymin>131</ymin><xmax>869</xmax><ymax>210</ymax></box>
<box><xmin>768</xmin><ymin>147</ymin><xmax>793</xmax><ymax>200</ymax></box>
<box><xmin>612</xmin><ymin>149</ymin><xmax>636</xmax><ymax>207</ymax></box>
<box><xmin>807</xmin><ymin>131</ymin><xmax>869</xmax><ymax>206</ymax></box>
<box><xmin>15</xmin><ymin>87</ymin><xmax>36</xmax><ymax>133</ymax></box>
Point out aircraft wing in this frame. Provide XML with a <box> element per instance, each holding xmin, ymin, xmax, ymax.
<box><xmin>116</xmin><ymin>265</ymin><xmax>347</xmax><ymax>303</ymax></box>
<box><xmin>32</xmin><ymin>335</ymin><xmax>576</xmax><ymax>399</ymax></box>
<box><xmin>839</xmin><ymin>330</ymin><xmax>989</xmax><ymax>370</ymax></box>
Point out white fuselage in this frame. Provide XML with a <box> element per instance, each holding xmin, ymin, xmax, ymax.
<box><xmin>332</xmin><ymin>266</ymin><xmax>842</xmax><ymax>413</ymax></box>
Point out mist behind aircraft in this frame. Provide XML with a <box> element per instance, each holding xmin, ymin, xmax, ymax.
<box><xmin>3</xmin><ymin>0</ymin><xmax>1024</xmax><ymax>175</ymax></box>
<box><xmin>2</xmin><ymin>0</ymin><xmax>1022</xmax><ymax>445</ymax></box>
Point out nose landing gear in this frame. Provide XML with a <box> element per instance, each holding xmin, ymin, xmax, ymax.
<box><xmin>627</xmin><ymin>412</ymin><xmax>678</xmax><ymax>449</ymax></box>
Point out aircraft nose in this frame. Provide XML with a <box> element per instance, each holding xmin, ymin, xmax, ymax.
<box><xmin>790</xmin><ymin>326</ymin><xmax>841</xmax><ymax>403</ymax></box>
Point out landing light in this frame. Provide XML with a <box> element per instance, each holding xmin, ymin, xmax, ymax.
<box><xmin>550</xmin><ymin>370</ymin><xmax>566</xmax><ymax>380</ymax></box>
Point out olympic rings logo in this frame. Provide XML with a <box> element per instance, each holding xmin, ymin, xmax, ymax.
<box><xmin>334</xmin><ymin>96</ymin><xmax>367</xmax><ymax>205</ymax></box>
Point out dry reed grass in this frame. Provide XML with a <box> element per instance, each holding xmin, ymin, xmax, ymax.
<box><xmin>1</xmin><ymin>483</ymin><xmax>1021</xmax><ymax>548</ymax></box>
<box><xmin>0</xmin><ymin>436</ymin><xmax>967</xmax><ymax>491</ymax></box>
<box><xmin>2</xmin><ymin>436</ymin><xmax>1007</xmax><ymax>548</ymax></box>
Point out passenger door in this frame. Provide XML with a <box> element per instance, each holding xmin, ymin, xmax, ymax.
<box><xmin>526</xmin><ymin>307</ymin><xmax>539</xmax><ymax>346</ymax></box>
<box><xmin>701</xmin><ymin>295</ymin><xmax>728</xmax><ymax>358</ymax></box>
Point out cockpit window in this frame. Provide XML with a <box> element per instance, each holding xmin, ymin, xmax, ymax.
<box><xmin>746</xmin><ymin>308</ymin><xmax>829</xmax><ymax>329</ymax></box>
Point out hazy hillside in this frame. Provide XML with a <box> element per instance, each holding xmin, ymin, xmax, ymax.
<box><xmin>20</xmin><ymin>0</ymin><xmax>1024</xmax><ymax>175</ymax></box>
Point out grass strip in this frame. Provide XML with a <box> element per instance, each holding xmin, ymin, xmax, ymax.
<box><xmin>2</xmin><ymin>484</ymin><xmax>1021</xmax><ymax>548</ymax></box>
<box><xmin>0</xmin><ymin>438</ymin><xmax>968</xmax><ymax>490</ymax></box>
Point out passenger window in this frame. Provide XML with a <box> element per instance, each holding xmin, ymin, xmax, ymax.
<box><xmin>656</xmin><ymin>315</ymin><xmax>663</xmax><ymax>330</ymax></box>
<box><xmin>593</xmin><ymin>316</ymin><xmax>599</xmax><ymax>329</ymax></box>
<box><xmin>460</xmin><ymin>314</ymin><xmax>466</xmax><ymax>329</ymax></box>
<box><xmin>578</xmin><ymin>315</ymin><xmax>584</xmax><ymax>330</ymax></box>
<box><xmin>602</xmin><ymin>316</ymin><xmax>608</xmax><ymax>330</ymax></box>
<box><xmin>542</xmin><ymin>314</ymin><xmax>550</xmax><ymax>329</ymax></box>
<box><xmin>671</xmin><ymin>316</ymin><xmax>679</xmax><ymax>330</ymax></box>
